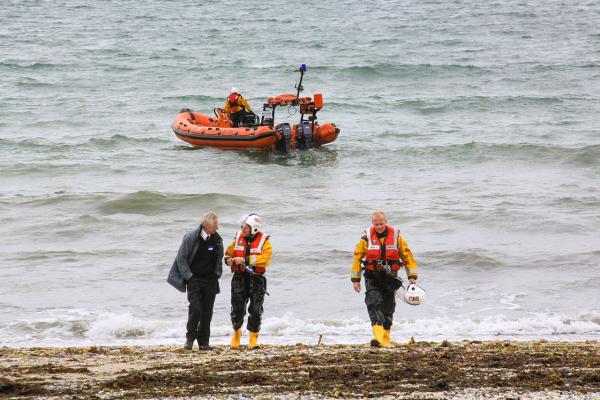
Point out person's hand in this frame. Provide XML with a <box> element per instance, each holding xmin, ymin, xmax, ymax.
<box><xmin>233</xmin><ymin>257</ymin><xmax>245</xmax><ymax>265</ymax></box>
<box><xmin>409</xmin><ymin>278</ymin><xmax>417</xmax><ymax>284</ymax></box>
<box><xmin>353</xmin><ymin>281</ymin><xmax>361</xmax><ymax>293</ymax></box>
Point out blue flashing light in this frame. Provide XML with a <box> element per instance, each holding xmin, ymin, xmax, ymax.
<box><xmin>300</xmin><ymin>63</ymin><xmax>307</xmax><ymax>72</ymax></box>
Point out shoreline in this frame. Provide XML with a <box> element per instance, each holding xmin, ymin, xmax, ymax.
<box><xmin>1</xmin><ymin>340</ymin><xmax>598</xmax><ymax>399</ymax></box>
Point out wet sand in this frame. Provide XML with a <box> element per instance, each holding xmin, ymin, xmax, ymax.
<box><xmin>1</xmin><ymin>340</ymin><xmax>598</xmax><ymax>399</ymax></box>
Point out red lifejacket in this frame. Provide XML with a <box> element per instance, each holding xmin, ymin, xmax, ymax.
<box><xmin>231</xmin><ymin>230</ymin><xmax>269</xmax><ymax>274</ymax></box>
<box><xmin>363</xmin><ymin>225</ymin><xmax>401</xmax><ymax>271</ymax></box>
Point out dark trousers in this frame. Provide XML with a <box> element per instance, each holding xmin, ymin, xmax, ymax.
<box><xmin>364</xmin><ymin>272</ymin><xmax>399</xmax><ymax>330</ymax></box>
<box><xmin>231</xmin><ymin>110</ymin><xmax>254</xmax><ymax>127</ymax></box>
<box><xmin>186</xmin><ymin>277</ymin><xmax>217</xmax><ymax>345</ymax></box>
<box><xmin>230</xmin><ymin>272</ymin><xmax>266</xmax><ymax>333</ymax></box>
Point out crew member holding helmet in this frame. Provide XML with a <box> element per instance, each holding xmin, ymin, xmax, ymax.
<box><xmin>351</xmin><ymin>211</ymin><xmax>418</xmax><ymax>347</ymax></box>
<box><xmin>225</xmin><ymin>214</ymin><xmax>272</xmax><ymax>350</ymax></box>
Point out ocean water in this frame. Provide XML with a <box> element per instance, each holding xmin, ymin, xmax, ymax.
<box><xmin>1</xmin><ymin>0</ymin><xmax>599</xmax><ymax>347</ymax></box>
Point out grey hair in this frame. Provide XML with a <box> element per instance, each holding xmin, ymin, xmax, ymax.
<box><xmin>372</xmin><ymin>210</ymin><xmax>387</xmax><ymax>221</ymax></box>
<box><xmin>201</xmin><ymin>211</ymin><xmax>218</xmax><ymax>226</ymax></box>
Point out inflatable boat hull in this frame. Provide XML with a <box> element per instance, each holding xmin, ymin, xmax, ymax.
<box><xmin>171</xmin><ymin>111</ymin><xmax>339</xmax><ymax>152</ymax></box>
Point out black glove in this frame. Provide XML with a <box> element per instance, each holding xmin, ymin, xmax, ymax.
<box><xmin>385</xmin><ymin>275</ymin><xmax>403</xmax><ymax>291</ymax></box>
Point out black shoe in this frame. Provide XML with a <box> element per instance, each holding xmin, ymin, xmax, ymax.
<box><xmin>370</xmin><ymin>339</ymin><xmax>382</xmax><ymax>348</ymax></box>
<box><xmin>198</xmin><ymin>344</ymin><xmax>212</xmax><ymax>351</ymax></box>
<box><xmin>183</xmin><ymin>340</ymin><xmax>194</xmax><ymax>350</ymax></box>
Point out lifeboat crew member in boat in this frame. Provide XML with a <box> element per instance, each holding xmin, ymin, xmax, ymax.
<box><xmin>224</xmin><ymin>87</ymin><xmax>256</xmax><ymax>127</ymax></box>
<box><xmin>351</xmin><ymin>211</ymin><xmax>418</xmax><ymax>347</ymax></box>
<box><xmin>224</xmin><ymin>214</ymin><xmax>272</xmax><ymax>349</ymax></box>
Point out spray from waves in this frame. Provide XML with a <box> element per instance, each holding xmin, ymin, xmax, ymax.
<box><xmin>86</xmin><ymin>134</ymin><xmax>171</xmax><ymax>148</ymax></box>
<box><xmin>311</xmin><ymin>94</ymin><xmax>570</xmax><ymax>113</ymax></box>
<box><xmin>334</xmin><ymin>63</ymin><xmax>491</xmax><ymax>78</ymax></box>
<box><xmin>423</xmin><ymin>249</ymin><xmax>600</xmax><ymax>273</ymax></box>
<box><xmin>0</xmin><ymin>61</ymin><xmax>72</xmax><ymax>71</ymax></box>
<box><xmin>389</xmin><ymin>95</ymin><xmax>567</xmax><ymax>115</ymax></box>
<box><xmin>1</xmin><ymin>310</ymin><xmax>598</xmax><ymax>348</ymax></box>
<box><xmin>162</xmin><ymin>94</ymin><xmax>222</xmax><ymax>103</ymax></box>
<box><xmin>97</xmin><ymin>191</ymin><xmax>257</xmax><ymax>216</ymax></box>
<box><xmin>350</xmin><ymin>141</ymin><xmax>600</xmax><ymax>167</ymax></box>
<box><xmin>16</xmin><ymin>77</ymin><xmax>56</xmax><ymax>88</ymax></box>
<box><xmin>249</xmin><ymin>63</ymin><xmax>492</xmax><ymax>78</ymax></box>
<box><xmin>0</xmin><ymin>135</ymin><xmax>171</xmax><ymax>153</ymax></box>
<box><xmin>5</xmin><ymin>191</ymin><xmax>257</xmax><ymax>216</ymax></box>
<box><xmin>422</xmin><ymin>249</ymin><xmax>506</xmax><ymax>270</ymax></box>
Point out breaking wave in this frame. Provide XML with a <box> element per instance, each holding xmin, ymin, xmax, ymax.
<box><xmin>1</xmin><ymin>310</ymin><xmax>599</xmax><ymax>348</ymax></box>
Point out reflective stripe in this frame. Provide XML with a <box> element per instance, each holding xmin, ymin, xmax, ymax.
<box><xmin>251</xmin><ymin>232</ymin><xmax>269</xmax><ymax>253</ymax></box>
<box><xmin>365</xmin><ymin>227</ymin><xmax>380</xmax><ymax>250</ymax></box>
<box><xmin>233</xmin><ymin>231</ymin><xmax>244</xmax><ymax>251</ymax></box>
<box><xmin>249</xmin><ymin>255</ymin><xmax>257</xmax><ymax>266</ymax></box>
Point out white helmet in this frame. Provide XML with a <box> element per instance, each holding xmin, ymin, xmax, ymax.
<box><xmin>241</xmin><ymin>213</ymin><xmax>261</xmax><ymax>235</ymax></box>
<box><xmin>230</xmin><ymin>87</ymin><xmax>239</xmax><ymax>94</ymax></box>
<box><xmin>403</xmin><ymin>283</ymin><xmax>426</xmax><ymax>305</ymax></box>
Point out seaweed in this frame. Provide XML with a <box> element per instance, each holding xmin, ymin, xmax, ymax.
<box><xmin>0</xmin><ymin>341</ymin><xmax>598</xmax><ymax>399</ymax></box>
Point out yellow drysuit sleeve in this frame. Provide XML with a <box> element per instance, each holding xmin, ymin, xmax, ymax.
<box><xmin>239</xmin><ymin>97</ymin><xmax>252</xmax><ymax>112</ymax></box>
<box><xmin>248</xmin><ymin>238</ymin><xmax>272</xmax><ymax>270</ymax></box>
<box><xmin>225</xmin><ymin>239</ymin><xmax>235</xmax><ymax>258</ymax></box>
<box><xmin>398</xmin><ymin>234</ymin><xmax>418</xmax><ymax>280</ymax></box>
<box><xmin>351</xmin><ymin>237</ymin><xmax>368</xmax><ymax>282</ymax></box>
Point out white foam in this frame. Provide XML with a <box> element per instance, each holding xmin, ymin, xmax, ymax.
<box><xmin>1</xmin><ymin>309</ymin><xmax>599</xmax><ymax>347</ymax></box>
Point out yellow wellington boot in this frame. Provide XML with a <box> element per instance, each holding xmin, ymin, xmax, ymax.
<box><xmin>383</xmin><ymin>329</ymin><xmax>391</xmax><ymax>347</ymax></box>
<box><xmin>248</xmin><ymin>331</ymin><xmax>259</xmax><ymax>350</ymax></box>
<box><xmin>370</xmin><ymin>325</ymin><xmax>384</xmax><ymax>347</ymax></box>
<box><xmin>230</xmin><ymin>329</ymin><xmax>242</xmax><ymax>349</ymax></box>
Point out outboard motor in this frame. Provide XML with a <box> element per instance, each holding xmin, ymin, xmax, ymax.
<box><xmin>274</xmin><ymin>123</ymin><xmax>292</xmax><ymax>154</ymax></box>
<box><xmin>295</xmin><ymin>122</ymin><xmax>314</xmax><ymax>150</ymax></box>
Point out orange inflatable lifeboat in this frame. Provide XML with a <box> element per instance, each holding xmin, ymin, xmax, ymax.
<box><xmin>172</xmin><ymin>105</ymin><xmax>339</xmax><ymax>152</ymax></box>
<box><xmin>171</xmin><ymin>65</ymin><xmax>340</xmax><ymax>153</ymax></box>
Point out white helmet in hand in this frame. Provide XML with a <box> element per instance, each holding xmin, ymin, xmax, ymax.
<box><xmin>403</xmin><ymin>283</ymin><xmax>426</xmax><ymax>305</ymax></box>
<box><xmin>241</xmin><ymin>213</ymin><xmax>261</xmax><ymax>235</ymax></box>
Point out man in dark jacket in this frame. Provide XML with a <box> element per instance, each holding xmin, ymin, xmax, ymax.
<box><xmin>167</xmin><ymin>211</ymin><xmax>223</xmax><ymax>350</ymax></box>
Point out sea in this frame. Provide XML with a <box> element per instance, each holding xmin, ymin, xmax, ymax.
<box><xmin>1</xmin><ymin>0</ymin><xmax>599</xmax><ymax>347</ymax></box>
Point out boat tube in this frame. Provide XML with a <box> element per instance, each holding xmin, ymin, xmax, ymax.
<box><xmin>171</xmin><ymin>65</ymin><xmax>340</xmax><ymax>153</ymax></box>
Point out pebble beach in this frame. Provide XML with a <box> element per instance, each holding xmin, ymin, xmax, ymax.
<box><xmin>2</xmin><ymin>340</ymin><xmax>598</xmax><ymax>399</ymax></box>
